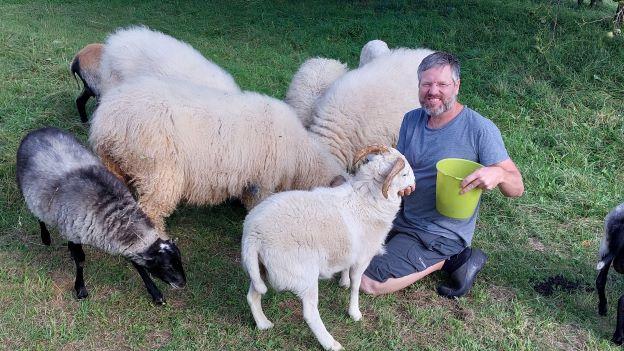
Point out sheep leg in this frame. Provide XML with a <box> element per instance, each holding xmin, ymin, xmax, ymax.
<box><xmin>246</xmin><ymin>284</ymin><xmax>273</xmax><ymax>330</ymax></box>
<box><xmin>338</xmin><ymin>269</ymin><xmax>350</xmax><ymax>288</ymax></box>
<box><xmin>68</xmin><ymin>241</ymin><xmax>88</xmax><ymax>299</ymax></box>
<box><xmin>597</xmin><ymin>260</ymin><xmax>612</xmax><ymax>316</ymax></box>
<box><xmin>299</xmin><ymin>285</ymin><xmax>343</xmax><ymax>351</ymax></box>
<box><xmin>613</xmin><ymin>294</ymin><xmax>624</xmax><ymax>345</ymax></box>
<box><xmin>348</xmin><ymin>265</ymin><xmax>366</xmax><ymax>321</ymax></box>
<box><xmin>131</xmin><ymin>261</ymin><xmax>165</xmax><ymax>305</ymax></box>
<box><xmin>76</xmin><ymin>86</ymin><xmax>94</xmax><ymax>123</ymax></box>
<box><xmin>39</xmin><ymin>221</ymin><xmax>51</xmax><ymax>245</ymax></box>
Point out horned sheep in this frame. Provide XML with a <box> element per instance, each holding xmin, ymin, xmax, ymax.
<box><xmin>89</xmin><ymin>76</ymin><xmax>346</xmax><ymax>232</ymax></box>
<box><xmin>241</xmin><ymin>145</ymin><xmax>415</xmax><ymax>350</ymax></box>
<box><xmin>16</xmin><ymin>127</ymin><xmax>186</xmax><ymax>305</ymax></box>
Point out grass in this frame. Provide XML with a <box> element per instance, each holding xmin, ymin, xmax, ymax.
<box><xmin>1</xmin><ymin>0</ymin><xmax>623</xmax><ymax>349</ymax></box>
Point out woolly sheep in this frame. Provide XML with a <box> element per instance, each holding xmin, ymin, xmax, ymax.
<box><xmin>241</xmin><ymin>145</ymin><xmax>415</xmax><ymax>350</ymax></box>
<box><xmin>89</xmin><ymin>76</ymin><xmax>346</xmax><ymax>232</ymax></box>
<box><xmin>358</xmin><ymin>39</ymin><xmax>390</xmax><ymax>67</ymax></box>
<box><xmin>99</xmin><ymin>26</ymin><xmax>240</xmax><ymax>95</ymax></box>
<box><xmin>70</xmin><ymin>43</ymin><xmax>104</xmax><ymax>123</ymax></box>
<box><xmin>284</xmin><ymin>57</ymin><xmax>348</xmax><ymax>128</ymax></box>
<box><xmin>308</xmin><ymin>46</ymin><xmax>435</xmax><ymax>169</ymax></box>
<box><xmin>16</xmin><ymin>127</ymin><xmax>186</xmax><ymax>304</ymax></box>
<box><xmin>596</xmin><ymin>202</ymin><xmax>624</xmax><ymax>344</ymax></box>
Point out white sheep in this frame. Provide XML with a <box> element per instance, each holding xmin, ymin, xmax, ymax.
<box><xmin>241</xmin><ymin>145</ymin><xmax>415</xmax><ymax>350</ymax></box>
<box><xmin>596</xmin><ymin>202</ymin><xmax>624</xmax><ymax>344</ymax></box>
<box><xmin>70</xmin><ymin>43</ymin><xmax>104</xmax><ymax>122</ymax></box>
<box><xmin>89</xmin><ymin>76</ymin><xmax>345</xmax><ymax>232</ymax></box>
<box><xmin>16</xmin><ymin>127</ymin><xmax>186</xmax><ymax>304</ymax></box>
<box><xmin>358</xmin><ymin>39</ymin><xmax>390</xmax><ymax>67</ymax></box>
<box><xmin>284</xmin><ymin>57</ymin><xmax>348</xmax><ymax>128</ymax></box>
<box><xmin>308</xmin><ymin>46</ymin><xmax>435</xmax><ymax>169</ymax></box>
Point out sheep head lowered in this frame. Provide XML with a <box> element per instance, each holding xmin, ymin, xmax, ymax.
<box><xmin>352</xmin><ymin>144</ymin><xmax>415</xmax><ymax>200</ymax></box>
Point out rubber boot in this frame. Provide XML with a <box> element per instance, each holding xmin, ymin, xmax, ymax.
<box><xmin>437</xmin><ymin>248</ymin><xmax>488</xmax><ymax>298</ymax></box>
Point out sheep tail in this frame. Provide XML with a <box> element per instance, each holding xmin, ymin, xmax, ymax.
<box><xmin>242</xmin><ymin>234</ymin><xmax>268</xmax><ymax>294</ymax></box>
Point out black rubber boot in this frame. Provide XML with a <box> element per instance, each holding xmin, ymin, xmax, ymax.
<box><xmin>437</xmin><ymin>248</ymin><xmax>488</xmax><ymax>298</ymax></box>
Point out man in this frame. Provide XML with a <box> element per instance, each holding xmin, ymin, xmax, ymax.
<box><xmin>360</xmin><ymin>52</ymin><xmax>524</xmax><ymax>298</ymax></box>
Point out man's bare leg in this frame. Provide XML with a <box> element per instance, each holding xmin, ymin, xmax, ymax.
<box><xmin>360</xmin><ymin>261</ymin><xmax>444</xmax><ymax>295</ymax></box>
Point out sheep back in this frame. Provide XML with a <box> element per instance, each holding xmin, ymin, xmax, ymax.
<box><xmin>90</xmin><ymin>76</ymin><xmax>339</xmax><ymax>208</ymax></box>
<box><xmin>99</xmin><ymin>26</ymin><xmax>240</xmax><ymax>94</ymax></box>
<box><xmin>309</xmin><ymin>47</ymin><xmax>434</xmax><ymax>169</ymax></box>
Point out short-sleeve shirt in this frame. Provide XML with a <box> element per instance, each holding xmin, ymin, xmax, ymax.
<box><xmin>393</xmin><ymin>106</ymin><xmax>509</xmax><ymax>246</ymax></box>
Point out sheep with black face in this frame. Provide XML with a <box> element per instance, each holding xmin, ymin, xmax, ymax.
<box><xmin>16</xmin><ymin>127</ymin><xmax>186</xmax><ymax>304</ymax></box>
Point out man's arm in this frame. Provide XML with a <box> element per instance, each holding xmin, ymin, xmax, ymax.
<box><xmin>460</xmin><ymin>158</ymin><xmax>524</xmax><ymax>197</ymax></box>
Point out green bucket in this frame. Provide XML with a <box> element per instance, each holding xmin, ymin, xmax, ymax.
<box><xmin>435</xmin><ymin>158</ymin><xmax>483</xmax><ymax>219</ymax></box>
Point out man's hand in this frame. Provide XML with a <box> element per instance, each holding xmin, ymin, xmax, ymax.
<box><xmin>398</xmin><ymin>184</ymin><xmax>415</xmax><ymax>197</ymax></box>
<box><xmin>460</xmin><ymin>159</ymin><xmax>524</xmax><ymax>197</ymax></box>
<box><xmin>460</xmin><ymin>166</ymin><xmax>504</xmax><ymax>194</ymax></box>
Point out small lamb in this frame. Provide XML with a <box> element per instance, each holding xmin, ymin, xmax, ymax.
<box><xmin>16</xmin><ymin>127</ymin><xmax>186</xmax><ymax>304</ymax></box>
<box><xmin>597</xmin><ymin>202</ymin><xmax>624</xmax><ymax>344</ymax></box>
<box><xmin>241</xmin><ymin>145</ymin><xmax>415</xmax><ymax>350</ymax></box>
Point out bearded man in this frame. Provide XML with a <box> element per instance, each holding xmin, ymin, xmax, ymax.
<box><xmin>360</xmin><ymin>52</ymin><xmax>524</xmax><ymax>298</ymax></box>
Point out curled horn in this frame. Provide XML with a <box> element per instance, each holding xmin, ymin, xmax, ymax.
<box><xmin>353</xmin><ymin>144</ymin><xmax>389</xmax><ymax>167</ymax></box>
<box><xmin>382</xmin><ymin>158</ymin><xmax>406</xmax><ymax>199</ymax></box>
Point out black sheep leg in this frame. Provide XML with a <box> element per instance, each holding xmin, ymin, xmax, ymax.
<box><xmin>76</xmin><ymin>87</ymin><xmax>93</xmax><ymax>123</ymax></box>
<box><xmin>68</xmin><ymin>241</ymin><xmax>88</xmax><ymax>299</ymax></box>
<box><xmin>39</xmin><ymin>221</ymin><xmax>51</xmax><ymax>245</ymax></box>
<box><xmin>131</xmin><ymin>261</ymin><xmax>165</xmax><ymax>305</ymax></box>
<box><xmin>613</xmin><ymin>295</ymin><xmax>624</xmax><ymax>345</ymax></box>
<box><xmin>597</xmin><ymin>260</ymin><xmax>612</xmax><ymax>316</ymax></box>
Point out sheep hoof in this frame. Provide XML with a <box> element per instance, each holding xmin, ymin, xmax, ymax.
<box><xmin>76</xmin><ymin>287</ymin><xmax>89</xmax><ymax>300</ymax></box>
<box><xmin>349</xmin><ymin>309</ymin><xmax>362</xmax><ymax>321</ymax></box>
<box><xmin>612</xmin><ymin>333</ymin><xmax>623</xmax><ymax>345</ymax></box>
<box><xmin>599</xmin><ymin>303</ymin><xmax>607</xmax><ymax>316</ymax></box>
<box><xmin>338</xmin><ymin>278</ymin><xmax>350</xmax><ymax>289</ymax></box>
<box><xmin>328</xmin><ymin>340</ymin><xmax>343</xmax><ymax>351</ymax></box>
<box><xmin>256</xmin><ymin>320</ymin><xmax>274</xmax><ymax>330</ymax></box>
<box><xmin>153</xmin><ymin>297</ymin><xmax>166</xmax><ymax>306</ymax></box>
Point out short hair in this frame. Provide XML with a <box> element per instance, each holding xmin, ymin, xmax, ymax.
<box><xmin>417</xmin><ymin>52</ymin><xmax>461</xmax><ymax>82</ymax></box>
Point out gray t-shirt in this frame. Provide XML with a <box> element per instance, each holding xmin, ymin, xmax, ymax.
<box><xmin>393</xmin><ymin>106</ymin><xmax>509</xmax><ymax>246</ymax></box>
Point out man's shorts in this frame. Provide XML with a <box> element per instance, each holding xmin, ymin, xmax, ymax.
<box><xmin>364</xmin><ymin>230</ymin><xmax>465</xmax><ymax>283</ymax></box>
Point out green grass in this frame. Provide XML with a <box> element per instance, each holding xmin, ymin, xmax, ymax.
<box><xmin>1</xmin><ymin>0</ymin><xmax>624</xmax><ymax>349</ymax></box>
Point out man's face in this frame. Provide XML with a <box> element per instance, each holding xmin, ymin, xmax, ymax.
<box><xmin>418</xmin><ymin>65</ymin><xmax>460</xmax><ymax>117</ymax></box>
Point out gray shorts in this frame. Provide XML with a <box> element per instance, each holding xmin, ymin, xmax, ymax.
<box><xmin>364</xmin><ymin>230</ymin><xmax>465</xmax><ymax>283</ymax></box>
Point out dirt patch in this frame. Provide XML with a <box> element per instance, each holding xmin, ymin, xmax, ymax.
<box><xmin>488</xmin><ymin>285</ymin><xmax>516</xmax><ymax>302</ymax></box>
<box><xmin>533</xmin><ymin>275</ymin><xmax>593</xmax><ymax>297</ymax></box>
<box><xmin>528</xmin><ymin>237</ymin><xmax>546</xmax><ymax>252</ymax></box>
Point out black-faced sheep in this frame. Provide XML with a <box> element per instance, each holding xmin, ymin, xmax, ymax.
<box><xmin>597</xmin><ymin>202</ymin><xmax>624</xmax><ymax>344</ymax></box>
<box><xmin>241</xmin><ymin>145</ymin><xmax>415</xmax><ymax>350</ymax></box>
<box><xmin>89</xmin><ymin>76</ymin><xmax>346</xmax><ymax>232</ymax></box>
<box><xmin>16</xmin><ymin>127</ymin><xmax>186</xmax><ymax>304</ymax></box>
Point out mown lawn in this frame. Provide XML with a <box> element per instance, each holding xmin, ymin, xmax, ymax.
<box><xmin>1</xmin><ymin>0</ymin><xmax>623</xmax><ymax>350</ymax></box>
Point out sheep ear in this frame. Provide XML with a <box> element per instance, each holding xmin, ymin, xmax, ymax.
<box><xmin>329</xmin><ymin>175</ymin><xmax>346</xmax><ymax>187</ymax></box>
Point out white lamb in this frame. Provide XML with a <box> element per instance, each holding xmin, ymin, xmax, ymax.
<box><xmin>308</xmin><ymin>46</ymin><xmax>435</xmax><ymax>169</ymax></box>
<box><xmin>99</xmin><ymin>25</ymin><xmax>240</xmax><ymax>94</ymax></box>
<box><xmin>358</xmin><ymin>39</ymin><xmax>390</xmax><ymax>67</ymax></box>
<box><xmin>241</xmin><ymin>145</ymin><xmax>415</xmax><ymax>351</ymax></box>
<box><xmin>284</xmin><ymin>57</ymin><xmax>348</xmax><ymax>128</ymax></box>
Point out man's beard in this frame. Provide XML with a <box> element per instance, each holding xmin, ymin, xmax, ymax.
<box><xmin>421</xmin><ymin>94</ymin><xmax>457</xmax><ymax>117</ymax></box>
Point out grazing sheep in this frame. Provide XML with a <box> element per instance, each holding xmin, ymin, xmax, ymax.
<box><xmin>241</xmin><ymin>145</ymin><xmax>415</xmax><ymax>351</ymax></box>
<box><xmin>597</xmin><ymin>202</ymin><xmax>624</xmax><ymax>344</ymax></box>
<box><xmin>284</xmin><ymin>57</ymin><xmax>348</xmax><ymax>128</ymax></box>
<box><xmin>358</xmin><ymin>39</ymin><xmax>390</xmax><ymax>67</ymax></box>
<box><xmin>70</xmin><ymin>43</ymin><xmax>104</xmax><ymax>123</ymax></box>
<box><xmin>98</xmin><ymin>26</ymin><xmax>240</xmax><ymax>95</ymax></box>
<box><xmin>16</xmin><ymin>127</ymin><xmax>186</xmax><ymax>304</ymax></box>
<box><xmin>309</xmin><ymin>46</ymin><xmax>435</xmax><ymax>169</ymax></box>
<box><xmin>89</xmin><ymin>76</ymin><xmax>346</xmax><ymax>231</ymax></box>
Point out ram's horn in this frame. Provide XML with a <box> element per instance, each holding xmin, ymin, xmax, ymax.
<box><xmin>382</xmin><ymin>158</ymin><xmax>406</xmax><ymax>199</ymax></box>
<box><xmin>353</xmin><ymin>144</ymin><xmax>389</xmax><ymax>167</ymax></box>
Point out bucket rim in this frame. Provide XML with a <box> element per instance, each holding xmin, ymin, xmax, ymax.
<box><xmin>436</xmin><ymin>158</ymin><xmax>483</xmax><ymax>181</ymax></box>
